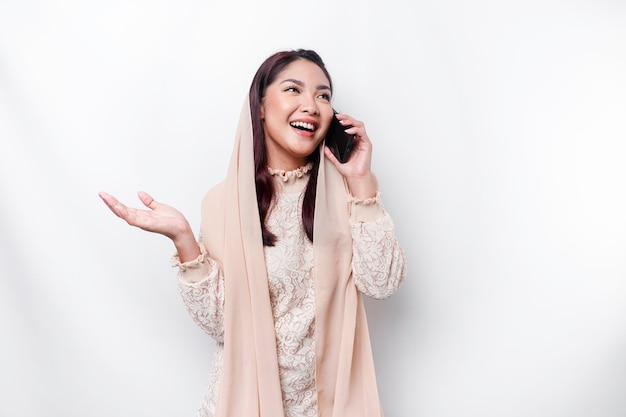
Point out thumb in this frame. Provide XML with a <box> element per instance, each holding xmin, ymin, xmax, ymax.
<box><xmin>137</xmin><ymin>191</ymin><xmax>157</xmax><ymax>210</ymax></box>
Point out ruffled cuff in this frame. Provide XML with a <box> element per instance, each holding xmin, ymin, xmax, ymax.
<box><xmin>348</xmin><ymin>191</ymin><xmax>385</xmax><ymax>223</ymax></box>
<box><xmin>171</xmin><ymin>242</ymin><xmax>213</xmax><ymax>283</ymax></box>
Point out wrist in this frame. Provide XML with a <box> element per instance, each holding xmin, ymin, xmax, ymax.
<box><xmin>345</xmin><ymin>173</ymin><xmax>379</xmax><ymax>200</ymax></box>
<box><xmin>173</xmin><ymin>227</ymin><xmax>200</xmax><ymax>263</ymax></box>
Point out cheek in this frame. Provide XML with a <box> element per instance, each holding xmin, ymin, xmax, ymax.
<box><xmin>262</xmin><ymin>94</ymin><xmax>286</xmax><ymax>114</ymax></box>
<box><xmin>321</xmin><ymin>117</ymin><xmax>333</xmax><ymax>136</ymax></box>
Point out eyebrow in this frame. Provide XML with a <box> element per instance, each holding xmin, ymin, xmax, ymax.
<box><xmin>281</xmin><ymin>78</ymin><xmax>331</xmax><ymax>91</ymax></box>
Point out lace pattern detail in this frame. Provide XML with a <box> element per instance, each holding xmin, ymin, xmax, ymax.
<box><xmin>347</xmin><ymin>191</ymin><xmax>382</xmax><ymax>205</ymax></box>
<box><xmin>268</xmin><ymin>162</ymin><xmax>314</xmax><ymax>182</ymax></box>
<box><xmin>351</xmin><ymin>213</ymin><xmax>406</xmax><ymax>299</ymax></box>
<box><xmin>264</xmin><ymin>190</ymin><xmax>318</xmax><ymax>417</ymax></box>
<box><xmin>179</xmin><ymin>183</ymin><xmax>406</xmax><ymax>416</ymax></box>
<box><xmin>197</xmin><ymin>346</ymin><xmax>223</xmax><ymax>417</ymax></box>
<box><xmin>178</xmin><ymin>258</ymin><xmax>225</xmax><ymax>343</ymax></box>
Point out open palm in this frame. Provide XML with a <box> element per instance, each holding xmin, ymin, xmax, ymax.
<box><xmin>98</xmin><ymin>191</ymin><xmax>191</xmax><ymax>241</ymax></box>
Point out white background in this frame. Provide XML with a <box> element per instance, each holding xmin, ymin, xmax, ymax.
<box><xmin>1</xmin><ymin>1</ymin><xmax>625</xmax><ymax>416</ymax></box>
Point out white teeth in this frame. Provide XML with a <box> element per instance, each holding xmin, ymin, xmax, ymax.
<box><xmin>290</xmin><ymin>121</ymin><xmax>315</xmax><ymax>131</ymax></box>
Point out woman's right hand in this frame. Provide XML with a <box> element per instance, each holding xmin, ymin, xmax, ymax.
<box><xmin>98</xmin><ymin>191</ymin><xmax>200</xmax><ymax>261</ymax></box>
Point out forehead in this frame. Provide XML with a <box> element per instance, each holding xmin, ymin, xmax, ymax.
<box><xmin>274</xmin><ymin>59</ymin><xmax>330</xmax><ymax>88</ymax></box>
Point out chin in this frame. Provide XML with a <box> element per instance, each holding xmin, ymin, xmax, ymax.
<box><xmin>298</xmin><ymin>145</ymin><xmax>321</xmax><ymax>159</ymax></box>
<box><xmin>290</xmin><ymin>140</ymin><xmax>320</xmax><ymax>156</ymax></box>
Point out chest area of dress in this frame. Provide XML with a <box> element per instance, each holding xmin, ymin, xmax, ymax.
<box><xmin>263</xmin><ymin>192</ymin><xmax>314</xmax><ymax>303</ymax></box>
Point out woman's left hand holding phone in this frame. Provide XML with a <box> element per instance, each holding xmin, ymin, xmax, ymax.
<box><xmin>323</xmin><ymin>112</ymin><xmax>379</xmax><ymax>199</ymax></box>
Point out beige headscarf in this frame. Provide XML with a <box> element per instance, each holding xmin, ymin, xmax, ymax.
<box><xmin>199</xmin><ymin>98</ymin><xmax>383</xmax><ymax>417</ymax></box>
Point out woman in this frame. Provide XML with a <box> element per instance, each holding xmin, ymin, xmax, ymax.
<box><xmin>99</xmin><ymin>49</ymin><xmax>406</xmax><ymax>417</ymax></box>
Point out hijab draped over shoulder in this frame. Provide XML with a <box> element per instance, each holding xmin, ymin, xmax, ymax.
<box><xmin>199</xmin><ymin>98</ymin><xmax>384</xmax><ymax>417</ymax></box>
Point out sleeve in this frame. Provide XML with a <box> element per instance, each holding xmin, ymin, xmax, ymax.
<box><xmin>172</xmin><ymin>242</ymin><xmax>225</xmax><ymax>343</ymax></box>
<box><xmin>349</xmin><ymin>192</ymin><xmax>407</xmax><ymax>300</ymax></box>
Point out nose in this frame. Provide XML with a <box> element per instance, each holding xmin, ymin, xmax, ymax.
<box><xmin>301</xmin><ymin>95</ymin><xmax>319</xmax><ymax>115</ymax></box>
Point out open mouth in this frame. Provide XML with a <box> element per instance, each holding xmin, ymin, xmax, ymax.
<box><xmin>290</xmin><ymin>121</ymin><xmax>316</xmax><ymax>132</ymax></box>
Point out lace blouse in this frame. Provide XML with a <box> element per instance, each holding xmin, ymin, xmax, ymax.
<box><xmin>173</xmin><ymin>168</ymin><xmax>406</xmax><ymax>417</ymax></box>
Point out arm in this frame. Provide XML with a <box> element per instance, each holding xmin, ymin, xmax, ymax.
<box><xmin>173</xmin><ymin>243</ymin><xmax>225</xmax><ymax>342</ymax></box>
<box><xmin>350</xmin><ymin>195</ymin><xmax>407</xmax><ymax>299</ymax></box>
<box><xmin>324</xmin><ymin>113</ymin><xmax>407</xmax><ymax>298</ymax></box>
<box><xmin>99</xmin><ymin>191</ymin><xmax>223</xmax><ymax>338</ymax></box>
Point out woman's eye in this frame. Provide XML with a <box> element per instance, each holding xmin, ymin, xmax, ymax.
<box><xmin>318</xmin><ymin>93</ymin><xmax>331</xmax><ymax>101</ymax></box>
<box><xmin>284</xmin><ymin>86</ymin><xmax>299</xmax><ymax>93</ymax></box>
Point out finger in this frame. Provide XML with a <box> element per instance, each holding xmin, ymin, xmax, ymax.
<box><xmin>338</xmin><ymin>114</ymin><xmax>364</xmax><ymax>129</ymax></box>
<box><xmin>98</xmin><ymin>191</ymin><xmax>129</xmax><ymax>219</ymax></box>
<box><xmin>344</xmin><ymin>120</ymin><xmax>364</xmax><ymax>131</ymax></box>
<box><xmin>99</xmin><ymin>191</ymin><xmax>120</xmax><ymax>212</ymax></box>
<box><xmin>340</xmin><ymin>120</ymin><xmax>368</xmax><ymax>144</ymax></box>
<box><xmin>98</xmin><ymin>191</ymin><xmax>115</xmax><ymax>203</ymax></box>
<box><xmin>356</xmin><ymin>131</ymin><xmax>372</xmax><ymax>146</ymax></box>
<box><xmin>137</xmin><ymin>191</ymin><xmax>157</xmax><ymax>210</ymax></box>
<box><xmin>334</xmin><ymin>112</ymin><xmax>349</xmax><ymax>123</ymax></box>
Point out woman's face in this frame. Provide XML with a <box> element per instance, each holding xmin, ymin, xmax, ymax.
<box><xmin>261</xmin><ymin>59</ymin><xmax>333</xmax><ymax>170</ymax></box>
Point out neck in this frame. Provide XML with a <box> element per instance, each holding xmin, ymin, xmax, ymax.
<box><xmin>266</xmin><ymin>156</ymin><xmax>308</xmax><ymax>172</ymax></box>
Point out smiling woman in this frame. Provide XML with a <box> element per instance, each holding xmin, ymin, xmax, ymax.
<box><xmin>99</xmin><ymin>49</ymin><xmax>407</xmax><ymax>417</ymax></box>
<box><xmin>260</xmin><ymin>59</ymin><xmax>334</xmax><ymax>170</ymax></box>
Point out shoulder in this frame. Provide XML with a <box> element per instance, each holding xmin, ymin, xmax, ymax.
<box><xmin>201</xmin><ymin>180</ymin><xmax>227</xmax><ymax>208</ymax></box>
<box><xmin>199</xmin><ymin>180</ymin><xmax>228</xmax><ymax>261</ymax></box>
<box><xmin>200</xmin><ymin>180</ymin><xmax>229</xmax><ymax>228</ymax></box>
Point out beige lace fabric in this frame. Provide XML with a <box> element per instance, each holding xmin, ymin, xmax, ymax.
<box><xmin>176</xmin><ymin>172</ymin><xmax>405</xmax><ymax>417</ymax></box>
<box><xmin>173</xmin><ymin>97</ymin><xmax>406</xmax><ymax>417</ymax></box>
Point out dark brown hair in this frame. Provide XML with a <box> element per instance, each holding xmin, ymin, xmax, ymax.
<box><xmin>248</xmin><ymin>49</ymin><xmax>333</xmax><ymax>246</ymax></box>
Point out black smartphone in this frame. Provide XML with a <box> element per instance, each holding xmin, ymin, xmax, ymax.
<box><xmin>325</xmin><ymin>110</ymin><xmax>355</xmax><ymax>163</ymax></box>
